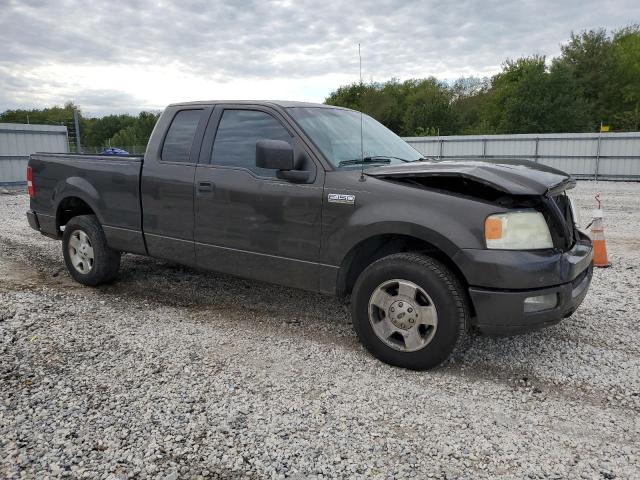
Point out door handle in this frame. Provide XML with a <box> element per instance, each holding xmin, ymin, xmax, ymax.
<box><xmin>197</xmin><ymin>181</ymin><xmax>214</xmax><ymax>192</ymax></box>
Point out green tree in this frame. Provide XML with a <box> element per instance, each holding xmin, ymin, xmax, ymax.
<box><xmin>325</xmin><ymin>82</ymin><xmax>369</xmax><ymax>110</ymax></box>
<box><xmin>108</xmin><ymin>111</ymin><xmax>160</xmax><ymax>150</ymax></box>
<box><xmin>325</xmin><ymin>78</ymin><xmax>456</xmax><ymax>136</ymax></box>
<box><xmin>81</xmin><ymin>114</ymin><xmax>136</xmax><ymax>148</ymax></box>
<box><xmin>402</xmin><ymin>78</ymin><xmax>455</xmax><ymax>135</ymax></box>
<box><xmin>610</xmin><ymin>25</ymin><xmax>640</xmax><ymax>130</ymax></box>
<box><xmin>481</xmin><ymin>56</ymin><xmax>548</xmax><ymax>133</ymax></box>
<box><xmin>481</xmin><ymin>56</ymin><xmax>590</xmax><ymax>133</ymax></box>
<box><xmin>450</xmin><ymin>77</ymin><xmax>491</xmax><ymax>134</ymax></box>
<box><xmin>553</xmin><ymin>25</ymin><xmax>640</xmax><ymax>131</ymax></box>
<box><xmin>0</xmin><ymin>102</ymin><xmax>76</xmax><ymax>128</ymax></box>
<box><xmin>325</xmin><ymin>80</ymin><xmax>409</xmax><ymax>134</ymax></box>
<box><xmin>555</xmin><ymin>28</ymin><xmax>614</xmax><ymax>129</ymax></box>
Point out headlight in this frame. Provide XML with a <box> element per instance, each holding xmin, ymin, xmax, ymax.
<box><xmin>485</xmin><ymin>210</ymin><xmax>553</xmax><ymax>250</ymax></box>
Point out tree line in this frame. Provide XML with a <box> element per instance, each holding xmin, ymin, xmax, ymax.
<box><xmin>0</xmin><ymin>103</ymin><xmax>160</xmax><ymax>152</ymax></box>
<box><xmin>326</xmin><ymin>26</ymin><xmax>640</xmax><ymax>136</ymax></box>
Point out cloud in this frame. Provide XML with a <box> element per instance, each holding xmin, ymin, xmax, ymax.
<box><xmin>1</xmin><ymin>0</ymin><xmax>638</xmax><ymax>115</ymax></box>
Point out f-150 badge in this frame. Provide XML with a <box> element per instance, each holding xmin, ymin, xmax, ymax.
<box><xmin>328</xmin><ymin>193</ymin><xmax>355</xmax><ymax>205</ymax></box>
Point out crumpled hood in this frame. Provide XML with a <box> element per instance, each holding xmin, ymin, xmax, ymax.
<box><xmin>365</xmin><ymin>158</ymin><xmax>575</xmax><ymax>196</ymax></box>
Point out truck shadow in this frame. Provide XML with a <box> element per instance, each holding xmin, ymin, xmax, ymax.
<box><xmin>104</xmin><ymin>253</ymin><xmax>571</xmax><ymax>371</ymax></box>
<box><xmin>101</xmin><ymin>253</ymin><xmax>359</xmax><ymax>346</ymax></box>
<box><xmin>109</xmin><ymin>254</ymin><xmax>350</xmax><ymax>321</ymax></box>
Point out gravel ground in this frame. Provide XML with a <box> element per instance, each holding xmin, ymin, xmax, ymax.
<box><xmin>1</xmin><ymin>181</ymin><xmax>639</xmax><ymax>479</ymax></box>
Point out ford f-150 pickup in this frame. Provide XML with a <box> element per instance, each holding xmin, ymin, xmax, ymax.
<box><xmin>26</xmin><ymin>101</ymin><xmax>593</xmax><ymax>369</ymax></box>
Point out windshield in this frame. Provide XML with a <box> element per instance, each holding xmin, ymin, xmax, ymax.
<box><xmin>288</xmin><ymin>107</ymin><xmax>423</xmax><ymax>168</ymax></box>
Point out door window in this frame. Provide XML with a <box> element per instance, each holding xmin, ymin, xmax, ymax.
<box><xmin>211</xmin><ymin>109</ymin><xmax>292</xmax><ymax>176</ymax></box>
<box><xmin>161</xmin><ymin>109</ymin><xmax>203</xmax><ymax>163</ymax></box>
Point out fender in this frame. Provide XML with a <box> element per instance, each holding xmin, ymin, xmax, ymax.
<box><xmin>53</xmin><ymin>176</ymin><xmax>104</xmax><ymax>226</ymax></box>
<box><xmin>325</xmin><ymin>196</ymin><xmax>489</xmax><ymax>267</ymax></box>
<box><xmin>341</xmin><ymin>220</ymin><xmax>462</xmax><ymax>262</ymax></box>
<box><xmin>330</xmin><ymin>219</ymin><xmax>475</xmax><ymax>297</ymax></box>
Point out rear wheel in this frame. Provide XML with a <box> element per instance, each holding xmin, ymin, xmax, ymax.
<box><xmin>351</xmin><ymin>252</ymin><xmax>468</xmax><ymax>370</ymax></box>
<box><xmin>62</xmin><ymin>215</ymin><xmax>120</xmax><ymax>286</ymax></box>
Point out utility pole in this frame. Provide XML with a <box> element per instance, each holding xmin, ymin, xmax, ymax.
<box><xmin>73</xmin><ymin>108</ymin><xmax>82</xmax><ymax>153</ymax></box>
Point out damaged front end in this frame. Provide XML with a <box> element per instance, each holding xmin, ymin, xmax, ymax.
<box><xmin>364</xmin><ymin>158</ymin><xmax>593</xmax><ymax>335</ymax></box>
<box><xmin>366</xmin><ymin>159</ymin><xmax>579</xmax><ymax>251</ymax></box>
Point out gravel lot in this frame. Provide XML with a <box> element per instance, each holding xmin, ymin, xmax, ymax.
<box><xmin>1</xmin><ymin>181</ymin><xmax>639</xmax><ymax>479</ymax></box>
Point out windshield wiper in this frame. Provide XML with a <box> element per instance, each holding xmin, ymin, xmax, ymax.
<box><xmin>338</xmin><ymin>157</ymin><xmax>391</xmax><ymax>167</ymax></box>
<box><xmin>338</xmin><ymin>155</ymin><xmax>412</xmax><ymax>167</ymax></box>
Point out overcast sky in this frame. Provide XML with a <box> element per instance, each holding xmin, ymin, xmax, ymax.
<box><xmin>0</xmin><ymin>0</ymin><xmax>637</xmax><ymax>117</ymax></box>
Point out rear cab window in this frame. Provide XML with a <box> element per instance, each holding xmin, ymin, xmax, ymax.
<box><xmin>161</xmin><ymin>109</ymin><xmax>204</xmax><ymax>163</ymax></box>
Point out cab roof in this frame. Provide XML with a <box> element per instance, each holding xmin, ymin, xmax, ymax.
<box><xmin>167</xmin><ymin>100</ymin><xmax>352</xmax><ymax>110</ymax></box>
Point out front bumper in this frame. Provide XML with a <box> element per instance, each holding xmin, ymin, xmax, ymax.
<box><xmin>469</xmin><ymin>263</ymin><xmax>592</xmax><ymax>335</ymax></box>
<box><xmin>455</xmin><ymin>230</ymin><xmax>593</xmax><ymax>335</ymax></box>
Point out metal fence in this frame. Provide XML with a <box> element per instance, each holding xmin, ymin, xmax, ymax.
<box><xmin>403</xmin><ymin>132</ymin><xmax>640</xmax><ymax>180</ymax></box>
<box><xmin>0</xmin><ymin>123</ymin><xmax>68</xmax><ymax>185</ymax></box>
<box><xmin>3</xmin><ymin>124</ymin><xmax>639</xmax><ymax>183</ymax></box>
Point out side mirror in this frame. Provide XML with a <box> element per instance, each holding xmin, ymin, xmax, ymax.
<box><xmin>256</xmin><ymin>139</ymin><xmax>311</xmax><ymax>183</ymax></box>
<box><xmin>256</xmin><ymin>139</ymin><xmax>294</xmax><ymax>171</ymax></box>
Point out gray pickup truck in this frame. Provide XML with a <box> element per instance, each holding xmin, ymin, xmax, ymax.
<box><xmin>27</xmin><ymin>100</ymin><xmax>593</xmax><ymax>369</ymax></box>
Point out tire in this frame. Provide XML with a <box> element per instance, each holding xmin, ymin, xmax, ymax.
<box><xmin>62</xmin><ymin>215</ymin><xmax>120</xmax><ymax>286</ymax></box>
<box><xmin>351</xmin><ymin>252</ymin><xmax>468</xmax><ymax>370</ymax></box>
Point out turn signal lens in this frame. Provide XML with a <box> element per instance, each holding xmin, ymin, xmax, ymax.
<box><xmin>485</xmin><ymin>211</ymin><xmax>553</xmax><ymax>250</ymax></box>
<box><xmin>484</xmin><ymin>217</ymin><xmax>503</xmax><ymax>240</ymax></box>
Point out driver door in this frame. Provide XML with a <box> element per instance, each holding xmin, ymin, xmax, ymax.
<box><xmin>193</xmin><ymin>105</ymin><xmax>325</xmax><ymax>291</ymax></box>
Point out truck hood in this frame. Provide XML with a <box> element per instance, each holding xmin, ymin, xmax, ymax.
<box><xmin>365</xmin><ymin>158</ymin><xmax>575</xmax><ymax>196</ymax></box>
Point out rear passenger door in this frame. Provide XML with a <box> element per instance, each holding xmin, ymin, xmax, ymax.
<box><xmin>141</xmin><ymin>106</ymin><xmax>212</xmax><ymax>265</ymax></box>
<box><xmin>193</xmin><ymin>105</ymin><xmax>324</xmax><ymax>291</ymax></box>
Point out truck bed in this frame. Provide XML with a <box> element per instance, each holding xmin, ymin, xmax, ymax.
<box><xmin>28</xmin><ymin>153</ymin><xmax>146</xmax><ymax>254</ymax></box>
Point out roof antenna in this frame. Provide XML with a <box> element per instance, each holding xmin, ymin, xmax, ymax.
<box><xmin>358</xmin><ymin>43</ymin><xmax>366</xmax><ymax>182</ymax></box>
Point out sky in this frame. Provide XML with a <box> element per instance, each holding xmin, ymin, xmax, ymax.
<box><xmin>0</xmin><ymin>0</ymin><xmax>638</xmax><ymax>117</ymax></box>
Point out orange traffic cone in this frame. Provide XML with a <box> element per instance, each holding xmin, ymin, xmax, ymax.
<box><xmin>591</xmin><ymin>205</ymin><xmax>609</xmax><ymax>268</ymax></box>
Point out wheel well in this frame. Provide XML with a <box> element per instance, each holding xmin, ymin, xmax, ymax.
<box><xmin>56</xmin><ymin>197</ymin><xmax>95</xmax><ymax>235</ymax></box>
<box><xmin>337</xmin><ymin>234</ymin><xmax>470</xmax><ymax>298</ymax></box>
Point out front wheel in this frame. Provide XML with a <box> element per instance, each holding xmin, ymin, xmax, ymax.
<box><xmin>351</xmin><ymin>252</ymin><xmax>468</xmax><ymax>370</ymax></box>
<box><xmin>62</xmin><ymin>215</ymin><xmax>120</xmax><ymax>286</ymax></box>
